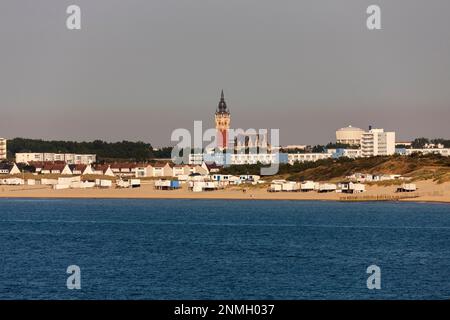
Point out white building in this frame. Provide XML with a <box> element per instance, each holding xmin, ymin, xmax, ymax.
<box><xmin>404</xmin><ymin>148</ymin><xmax>450</xmax><ymax>157</ymax></box>
<box><xmin>339</xmin><ymin>182</ymin><xmax>366</xmax><ymax>193</ymax></box>
<box><xmin>288</xmin><ymin>153</ymin><xmax>332</xmax><ymax>165</ymax></box>
<box><xmin>152</xmin><ymin>163</ymin><xmax>174</xmax><ymax>177</ymax></box>
<box><xmin>327</xmin><ymin>148</ymin><xmax>362</xmax><ymax>159</ymax></box>
<box><xmin>361</xmin><ymin>128</ymin><xmax>396</xmax><ymax>157</ymax></box>
<box><xmin>172</xmin><ymin>165</ymin><xmax>191</xmax><ymax>177</ymax></box>
<box><xmin>189</xmin><ymin>152</ymin><xmax>288</xmax><ymax>166</ymax></box>
<box><xmin>15</xmin><ymin>153</ymin><xmax>96</xmax><ymax>165</ymax></box>
<box><xmin>300</xmin><ymin>181</ymin><xmax>319</xmax><ymax>192</ymax></box>
<box><xmin>188</xmin><ymin>154</ymin><xmax>204</xmax><ymax>165</ymax></box>
<box><xmin>41</xmin><ymin>163</ymin><xmax>73</xmax><ymax>175</ymax></box>
<box><xmin>336</xmin><ymin>126</ymin><xmax>364</xmax><ymax>145</ymax></box>
<box><xmin>134</xmin><ymin>165</ymin><xmax>153</xmax><ymax>178</ymax></box>
<box><xmin>239</xmin><ymin>175</ymin><xmax>261</xmax><ymax>182</ymax></box>
<box><xmin>230</xmin><ymin>153</ymin><xmax>280</xmax><ymax>165</ymax></box>
<box><xmin>424</xmin><ymin>143</ymin><xmax>444</xmax><ymax>149</ymax></box>
<box><xmin>338</xmin><ymin>149</ymin><xmax>362</xmax><ymax>158</ymax></box>
<box><xmin>0</xmin><ymin>138</ymin><xmax>6</xmax><ymax>160</ymax></box>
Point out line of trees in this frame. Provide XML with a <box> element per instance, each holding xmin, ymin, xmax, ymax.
<box><xmin>7</xmin><ymin>138</ymin><xmax>156</xmax><ymax>161</ymax></box>
<box><xmin>152</xmin><ymin>147</ymin><xmax>173</xmax><ymax>159</ymax></box>
<box><xmin>411</xmin><ymin>138</ymin><xmax>450</xmax><ymax>148</ymax></box>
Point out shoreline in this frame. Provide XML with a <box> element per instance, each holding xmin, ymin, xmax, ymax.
<box><xmin>0</xmin><ymin>196</ymin><xmax>449</xmax><ymax>205</ymax></box>
<box><xmin>1</xmin><ymin>180</ymin><xmax>449</xmax><ymax>204</ymax></box>
<box><xmin>0</xmin><ymin>195</ymin><xmax>449</xmax><ymax>205</ymax></box>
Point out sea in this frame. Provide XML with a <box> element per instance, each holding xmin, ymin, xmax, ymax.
<box><xmin>0</xmin><ymin>198</ymin><xmax>449</xmax><ymax>300</ymax></box>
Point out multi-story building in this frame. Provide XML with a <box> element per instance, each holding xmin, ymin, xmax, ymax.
<box><xmin>15</xmin><ymin>153</ymin><xmax>96</xmax><ymax>164</ymax></box>
<box><xmin>328</xmin><ymin>148</ymin><xmax>362</xmax><ymax>159</ymax></box>
<box><xmin>0</xmin><ymin>138</ymin><xmax>6</xmax><ymax>160</ymax></box>
<box><xmin>336</xmin><ymin>126</ymin><xmax>364</xmax><ymax>145</ymax></box>
<box><xmin>288</xmin><ymin>153</ymin><xmax>332</xmax><ymax>165</ymax></box>
<box><xmin>189</xmin><ymin>152</ymin><xmax>289</xmax><ymax>166</ymax></box>
<box><xmin>361</xmin><ymin>128</ymin><xmax>396</xmax><ymax>157</ymax></box>
<box><xmin>230</xmin><ymin>153</ymin><xmax>288</xmax><ymax>165</ymax></box>
<box><xmin>403</xmin><ymin>148</ymin><xmax>450</xmax><ymax>157</ymax></box>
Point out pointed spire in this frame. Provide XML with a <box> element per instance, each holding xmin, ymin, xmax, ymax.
<box><xmin>216</xmin><ymin>89</ymin><xmax>229</xmax><ymax>114</ymax></box>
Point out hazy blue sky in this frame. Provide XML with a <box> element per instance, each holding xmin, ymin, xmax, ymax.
<box><xmin>1</xmin><ymin>0</ymin><xmax>449</xmax><ymax>146</ymax></box>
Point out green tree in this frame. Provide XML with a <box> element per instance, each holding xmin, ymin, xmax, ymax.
<box><xmin>411</xmin><ymin>137</ymin><xmax>429</xmax><ymax>148</ymax></box>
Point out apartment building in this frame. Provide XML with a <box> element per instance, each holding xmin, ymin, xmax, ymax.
<box><xmin>288</xmin><ymin>153</ymin><xmax>333</xmax><ymax>165</ymax></box>
<box><xmin>230</xmin><ymin>153</ymin><xmax>288</xmax><ymax>165</ymax></box>
<box><xmin>404</xmin><ymin>148</ymin><xmax>450</xmax><ymax>157</ymax></box>
<box><xmin>361</xmin><ymin>128</ymin><xmax>396</xmax><ymax>157</ymax></box>
<box><xmin>15</xmin><ymin>153</ymin><xmax>96</xmax><ymax>164</ymax></box>
<box><xmin>328</xmin><ymin>148</ymin><xmax>362</xmax><ymax>159</ymax></box>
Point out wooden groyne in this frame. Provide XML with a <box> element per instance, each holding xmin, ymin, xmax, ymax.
<box><xmin>339</xmin><ymin>193</ymin><xmax>421</xmax><ymax>202</ymax></box>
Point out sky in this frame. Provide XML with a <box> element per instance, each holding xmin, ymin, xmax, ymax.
<box><xmin>0</xmin><ymin>0</ymin><xmax>449</xmax><ymax>147</ymax></box>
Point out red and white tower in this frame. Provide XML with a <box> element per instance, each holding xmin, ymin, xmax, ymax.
<box><xmin>215</xmin><ymin>90</ymin><xmax>231</xmax><ymax>150</ymax></box>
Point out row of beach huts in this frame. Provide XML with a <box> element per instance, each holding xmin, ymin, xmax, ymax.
<box><xmin>0</xmin><ymin>161</ymin><xmax>214</xmax><ymax>178</ymax></box>
<box><xmin>0</xmin><ymin>175</ymin><xmax>141</xmax><ymax>189</ymax></box>
<box><xmin>268</xmin><ymin>180</ymin><xmax>366</xmax><ymax>194</ymax></box>
<box><xmin>154</xmin><ymin>180</ymin><xmax>222</xmax><ymax>192</ymax></box>
<box><xmin>268</xmin><ymin>180</ymin><xmax>417</xmax><ymax>193</ymax></box>
<box><xmin>345</xmin><ymin>172</ymin><xmax>411</xmax><ymax>183</ymax></box>
<box><xmin>154</xmin><ymin>174</ymin><xmax>264</xmax><ymax>192</ymax></box>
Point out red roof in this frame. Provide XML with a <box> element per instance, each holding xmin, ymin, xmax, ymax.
<box><xmin>28</xmin><ymin>161</ymin><xmax>45</xmax><ymax>168</ymax></box>
<box><xmin>42</xmin><ymin>163</ymin><xmax>66</xmax><ymax>171</ymax></box>
<box><xmin>93</xmin><ymin>165</ymin><xmax>110</xmax><ymax>172</ymax></box>
<box><xmin>110</xmin><ymin>163</ymin><xmax>137</xmax><ymax>169</ymax></box>
<box><xmin>72</xmin><ymin>164</ymin><xmax>87</xmax><ymax>171</ymax></box>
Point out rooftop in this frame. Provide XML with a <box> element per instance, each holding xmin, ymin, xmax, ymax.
<box><xmin>337</xmin><ymin>125</ymin><xmax>364</xmax><ymax>132</ymax></box>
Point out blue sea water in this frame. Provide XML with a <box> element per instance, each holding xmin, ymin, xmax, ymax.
<box><xmin>0</xmin><ymin>198</ymin><xmax>449</xmax><ymax>300</ymax></box>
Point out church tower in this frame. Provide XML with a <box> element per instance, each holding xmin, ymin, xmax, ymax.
<box><xmin>215</xmin><ymin>90</ymin><xmax>231</xmax><ymax>149</ymax></box>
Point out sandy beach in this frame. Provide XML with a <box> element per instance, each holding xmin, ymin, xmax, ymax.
<box><xmin>1</xmin><ymin>180</ymin><xmax>449</xmax><ymax>203</ymax></box>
